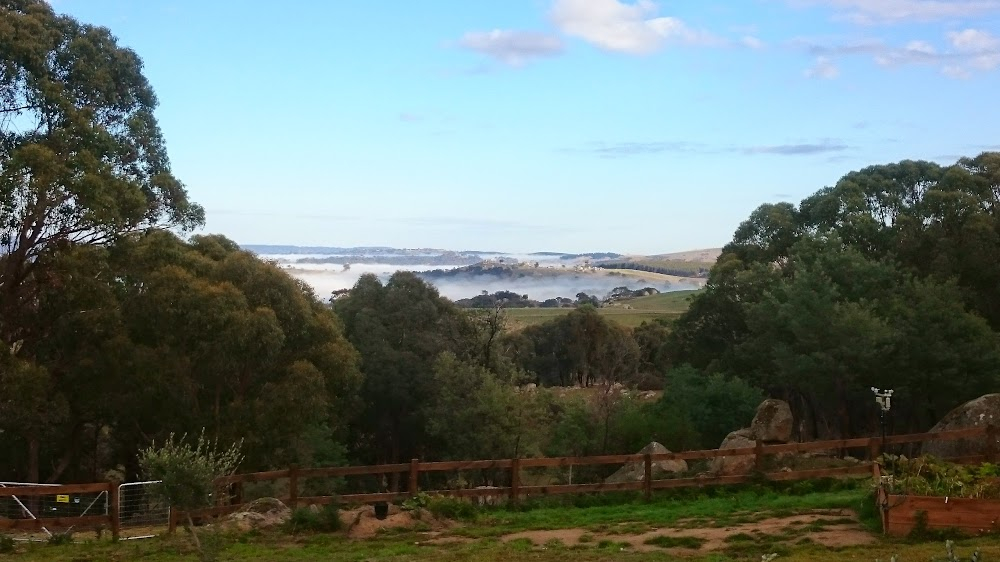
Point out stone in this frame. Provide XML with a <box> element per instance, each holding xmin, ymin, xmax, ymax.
<box><xmin>222</xmin><ymin>497</ymin><xmax>290</xmax><ymax>531</ymax></box>
<box><xmin>605</xmin><ymin>442</ymin><xmax>688</xmax><ymax>484</ymax></box>
<box><xmin>749</xmin><ymin>399</ymin><xmax>794</xmax><ymax>443</ymax></box>
<box><xmin>923</xmin><ymin>394</ymin><xmax>1000</xmax><ymax>459</ymax></box>
<box><xmin>711</xmin><ymin>430</ymin><xmax>758</xmax><ymax>475</ymax></box>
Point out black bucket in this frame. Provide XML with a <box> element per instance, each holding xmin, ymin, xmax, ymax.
<box><xmin>374</xmin><ymin>501</ymin><xmax>389</xmax><ymax>520</ymax></box>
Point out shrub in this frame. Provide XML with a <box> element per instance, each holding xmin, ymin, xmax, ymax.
<box><xmin>426</xmin><ymin>496</ymin><xmax>476</xmax><ymax>520</ymax></box>
<box><xmin>138</xmin><ymin>429</ymin><xmax>242</xmax><ymax>556</ymax></box>
<box><xmin>285</xmin><ymin>502</ymin><xmax>342</xmax><ymax>534</ymax></box>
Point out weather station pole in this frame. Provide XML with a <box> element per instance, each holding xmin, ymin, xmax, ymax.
<box><xmin>872</xmin><ymin>387</ymin><xmax>893</xmax><ymax>459</ymax></box>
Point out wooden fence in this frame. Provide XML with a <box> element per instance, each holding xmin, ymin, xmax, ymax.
<box><xmin>174</xmin><ymin>425</ymin><xmax>995</xmax><ymax>530</ymax></box>
<box><xmin>2</xmin><ymin>425</ymin><xmax>991</xmax><ymax>536</ymax></box>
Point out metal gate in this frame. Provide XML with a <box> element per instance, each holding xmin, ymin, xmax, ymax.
<box><xmin>0</xmin><ymin>481</ymin><xmax>107</xmax><ymax>541</ymax></box>
<box><xmin>117</xmin><ymin>481</ymin><xmax>169</xmax><ymax>540</ymax></box>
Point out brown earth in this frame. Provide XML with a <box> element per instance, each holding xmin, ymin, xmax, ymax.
<box><xmin>340</xmin><ymin>505</ymin><xmax>454</xmax><ymax>539</ymax></box>
<box><xmin>496</xmin><ymin>509</ymin><xmax>873</xmax><ymax>554</ymax></box>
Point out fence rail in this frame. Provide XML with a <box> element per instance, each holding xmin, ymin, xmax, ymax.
<box><xmin>175</xmin><ymin>425</ymin><xmax>996</xmax><ymax>529</ymax></box>
<box><xmin>5</xmin><ymin>425</ymin><xmax>992</xmax><ymax>537</ymax></box>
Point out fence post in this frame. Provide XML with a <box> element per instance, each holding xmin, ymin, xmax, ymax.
<box><xmin>510</xmin><ymin>458</ymin><xmax>521</xmax><ymax>506</ymax></box>
<box><xmin>868</xmin><ymin>437</ymin><xmax>881</xmax><ymax>462</ymax></box>
<box><xmin>168</xmin><ymin>508</ymin><xmax>177</xmax><ymax>534</ymax></box>
<box><xmin>233</xmin><ymin>481</ymin><xmax>244</xmax><ymax>506</ymax></box>
<box><xmin>643</xmin><ymin>454</ymin><xmax>652</xmax><ymax>502</ymax></box>
<box><xmin>986</xmin><ymin>425</ymin><xmax>997</xmax><ymax>463</ymax></box>
<box><xmin>753</xmin><ymin>440</ymin><xmax>764</xmax><ymax>472</ymax></box>
<box><xmin>108</xmin><ymin>482</ymin><xmax>120</xmax><ymax>541</ymax></box>
<box><xmin>288</xmin><ymin>465</ymin><xmax>299</xmax><ymax>509</ymax></box>
<box><xmin>409</xmin><ymin>459</ymin><xmax>420</xmax><ymax>497</ymax></box>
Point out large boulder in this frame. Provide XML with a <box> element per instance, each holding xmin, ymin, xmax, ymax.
<box><xmin>222</xmin><ymin>497</ymin><xmax>290</xmax><ymax>531</ymax></box>
<box><xmin>711</xmin><ymin>429</ymin><xmax>757</xmax><ymax>475</ymax></box>
<box><xmin>749</xmin><ymin>399</ymin><xmax>794</xmax><ymax>443</ymax></box>
<box><xmin>606</xmin><ymin>442</ymin><xmax>688</xmax><ymax>484</ymax></box>
<box><xmin>923</xmin><ymin>394</ymin><xmax>1000</xmax><ymax>459</ymax></box>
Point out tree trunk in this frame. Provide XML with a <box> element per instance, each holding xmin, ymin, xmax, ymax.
<box><xmin>185</xmin><ymin>513</ymin><xmax>202</xmax><ymax>553</ymax></box>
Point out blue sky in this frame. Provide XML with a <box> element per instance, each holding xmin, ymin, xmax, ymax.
<box><xmin>53</xmin><ymin>0</ymin><xmax>1000</xmax><ymax>254</ymax></box>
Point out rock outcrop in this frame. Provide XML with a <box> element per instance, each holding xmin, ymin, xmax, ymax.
<box><xmin>712</xmin><ymin>399</ymin><xmax>795</xmax><ymax>476</ymax></box>
<box><xmin>222</xmin><ymin>497</ymin><xmax>290</xmax><ymax>531</ymax></box>
<box><xmin>711</xmin><ymin>429</ymin><xmax>758</xmax><ymax>475</ymax></box>
<box><xmin>605</xmin><ymin>441</ymin><xmax>688</xmax><ymax>484</ymax></box>
<box><xmin>750</xmin><ymin>399</ymin><xmax>794</xmax><ymax>443</ymax></box>
<box><xmin>923</xmin><ymin>394</ymin><xmax>1000</xmax><ymax>459</ymax></box>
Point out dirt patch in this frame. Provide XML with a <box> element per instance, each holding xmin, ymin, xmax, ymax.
<box><xmin>341</xmin><ymin>505</ymin><xmax>454</xmax><ymax>539</ymax></box>
<box><xmin>498</xmin><ymin>509</ymin><xmax>874</xmax><ymax>554</ymax></box>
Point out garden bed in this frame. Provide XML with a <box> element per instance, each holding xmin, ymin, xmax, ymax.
<box><xmin>877</xmin><ymin>455</ymin><xmax>1000</xmax><ymax>537</ymax></box>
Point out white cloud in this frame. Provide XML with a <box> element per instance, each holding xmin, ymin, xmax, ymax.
<box><xmin>550</xmin><ymin>0</ymin><xmax>722</xmax><ymax>54</ymax></box>
<box><xmin>804</xmin><ymin>56</ymin><xmax>840</xmax><ymax>78</ymax></box>
<box><xmin>942</xmin><ymin>65</ymin><xmax>973</xmax><ymax>78</ymax></box>
<box><xmin>793</xmin><ymin>0</ymin><xmax>1000</xmax><ymax>24</ymax></box>
<box><xmin>457</xmin><ymin>29</ymin><xmax>564</xmax><ymax>66</ymax></box>
<box><xmin>742</xmin><ymin>36</ymin><xmax>766</xmax><ymax>49</ymax></box>
<box><xmin>948</xmin><ymin>29</ymin><xmax>1000</xmax><ymax>70</ymax></box>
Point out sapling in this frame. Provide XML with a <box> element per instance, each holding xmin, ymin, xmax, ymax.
<box><xmin>138</xmin><ymin>429</ymin><xmax>242</xmax><ymax>556</ymax></box>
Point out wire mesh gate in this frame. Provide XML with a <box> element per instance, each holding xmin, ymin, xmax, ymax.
<box><xmin>0</xmin><ymin>481</ymin><xmax>108</xmax><ymax>541</ymax></box>
<box><xmin>117</xmin><ymin>481</ymin><xmax>169</xmax><ymax>539</ymax></box>
<box><xmin>0</xmin><ymin>481</ymin><xmax>169</xmax><ymax>541</ymax></box>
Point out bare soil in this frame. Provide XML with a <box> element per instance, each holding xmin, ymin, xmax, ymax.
<box><xmin>497</xmin><ymin>509</ymin><xmax>874</xmax><ymax>554</ymax></box>
<box><xmin>340</xmin><ymin>505</ymin><xmax>453</xmax><ymax>539</ymax></box>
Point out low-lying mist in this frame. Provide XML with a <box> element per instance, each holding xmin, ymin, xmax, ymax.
<box><xmin>273</xmin><ymin>259</ymin><xmax>701</xmax><ymax>301</ymax></box>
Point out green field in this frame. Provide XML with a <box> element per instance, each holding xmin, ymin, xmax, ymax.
<box><xmin>10</xmin><ymin>484</ymin><xmax>1000</xmax><ymax>561</ymax></box>
<box><xmin>504</xmin><ymin>289</ymin><xmax>700</xmax><ymax>328</ymax></box>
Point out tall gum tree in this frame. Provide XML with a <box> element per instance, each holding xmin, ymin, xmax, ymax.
<box><xmin>0</xmin><ymin>0</ymin><xmax>203</xmax><ymax>348</ymax></box>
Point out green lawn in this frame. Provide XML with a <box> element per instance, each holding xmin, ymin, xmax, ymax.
<box><xmin>504</xmin><ymin>289</ymin><xmax>700</xmax><ymax>328</ymax></box>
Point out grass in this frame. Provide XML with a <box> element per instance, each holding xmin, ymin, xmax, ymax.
<box><xmin>504</xmin><ymin>289</ymin><xmax>700</xmax><ymax>328</ymax></box>
<box><xmin>11</xmin><ymin>482</ymin><xmax>1000</xmax><ymax>561</ymax></box>
<box><xmin>643</xmin><ymin>535</ymin><xmax>707</xmax><ymax>549</ymax></box>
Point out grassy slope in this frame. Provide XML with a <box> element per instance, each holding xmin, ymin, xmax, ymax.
<box><xmin>505</xmin><ymin>289</ymin><xmax>700</xmax><ymax>328</ymax></box>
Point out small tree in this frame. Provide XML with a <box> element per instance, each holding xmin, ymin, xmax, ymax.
<box><xmin>138</xmin><ymin>430</ymin><xmax>243</xmax><ymax>552</ymax></box>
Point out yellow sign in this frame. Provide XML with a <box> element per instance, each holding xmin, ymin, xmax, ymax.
<box><xmin>55</xmin><ymin>494</ymin><xmax>69</xmax><ymax>503</ymax></box>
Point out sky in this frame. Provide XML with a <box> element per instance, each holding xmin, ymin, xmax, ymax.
<box><xmin>51</xmin><ymin>0</ymin><xmax>1000</xmax><ymax>254</ymax></box>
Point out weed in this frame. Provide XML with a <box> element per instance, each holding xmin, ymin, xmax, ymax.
<box><xmin>426</xmin><ymin>496</ymin><xmax>477</xmax><ymax>521</ymax></box>
<box><xmin>642</xmin><ymin>535</ymin><xmax>707</xmax><ymax>549</ymax></box>
<box><xmin>578</xmin><ymin>533</ymin><xmax>594</xmax><ymax>543</ymax></box>
<box><xmin>0</xmin><ymin>534</ymin><xmax>14</xmax><ymax>554</ymax></box>
<box><xmin>284</xmin><ymin>502</ymin><xmax>342</xmax><ymax>534</ymax></box>
<box><xmin>46</xmin><ymin>530</ymin><xmax>73</xmax><ymax>546</ymax></box>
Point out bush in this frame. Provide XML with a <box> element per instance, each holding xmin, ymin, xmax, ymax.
<box><xmin>285</xmin><ymin>503</ymin><xmax>342</xmax><ymax>534</ymax></box>
<box><xmin>426</xmin><ymin>496</ymin><xmax>477</xmax><ymax>520</ymax></box>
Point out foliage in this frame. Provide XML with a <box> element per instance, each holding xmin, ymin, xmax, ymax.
<box><xmin>881</xmin><ymin>455</ymin><xmax>1000</xmax><ymax>499</ymax></box>
<box><xmin>138</xmin><ymin>429</ymin><xmax>243</xmax><ymax>511</ymax></box>
<box><xmin>672</xmin><ymin>154</ymin><xmax>1000</xmax><ymax>435</ymax></box>
<box><xmin>656</xmin><ymin>365</ymin><xmax>764</xmax><ymax>449</ymax></box>
<box><xmin>0</xmin><ymin>534</ymin><xmax>15</xmax><ymax>553</ymax></box>
<box><xmin>45</xmin><ymin>531</ymin><xmax>72</xmax><ymax>546</ymax></box>
<box><xmin>285</xmin><ymin>503</ymin><xmax>342</xmax><ymax>534</ymax></box>
<box><xmin>0</xmin><ymin>2</ymin><xmax>204</xmax><ymax>484</ymax></box>
<box><xmin>425</xmin><ymin>496</ymin><xmax>477</xmax><ymax>520</ymax></box>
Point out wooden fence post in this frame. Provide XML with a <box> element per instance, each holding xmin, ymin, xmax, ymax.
<box><xmin>168</xmin><ymin>508</ymin><xmax>177</xmax><ymax>534</ymax></box>
<box><xmin>510</xmin><ymin>458</ymin><xmax>521</xmax><ymax>506</ymax></box>
<box><xmin>643</xmin><ymin>454</ymin><xmax>652</xmax><ymax>502</ymax></box>
<box><xmin>409</xmin><ymin>459</ymin><xmax>420</xmax><ymax>497</ymax></box>
<box><xmin>868</xmin><ymin>437</ymin><xmax>881</xmax><ymax>462</ymax></box>
<box><xmin>108</xmin><ymin>482</ymin><xmax>120</xmax><ymax>541</ymax></box>
<box><xmin>233</xmin><ymin>481</ymin><xmax>244</xmax><ymax>506</ymax></box>
<box><xmin>753</xmin><ymin>440</ymin><xmax>764</xmax><ymax>472</ymax></box>
<box><xmin>288</xmin><ymin>465</ymin><xmax>299</xmax><ymax>509</ymax></box>
<box><xmin>986</xmin><ymin>425</ymin><xmax>997</xmax><ymax>463</ymax></box>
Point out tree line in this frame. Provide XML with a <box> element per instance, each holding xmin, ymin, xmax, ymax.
<box><xmin>3</xmin><ymin>1</ymin><xmax>998</xmax><ymax>486</ymax></box>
